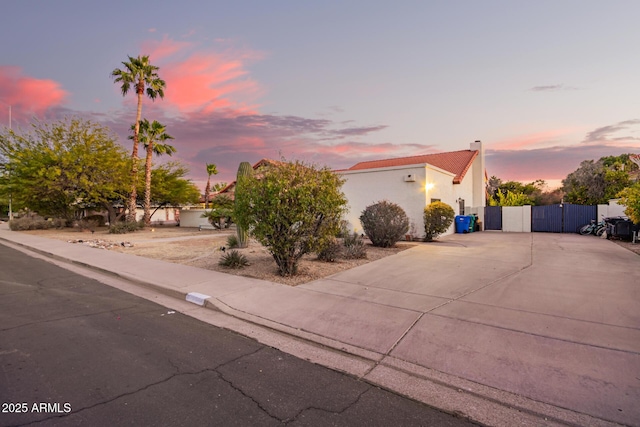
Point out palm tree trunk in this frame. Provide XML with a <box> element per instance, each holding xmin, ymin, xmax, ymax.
<box><xmin>144</xmin><ymin>141</ymin><xmax>153</xmax><ymax>226</ymax></box>
<box><xmin>127</xmin><ymin>83</ymin><xmax>144</xmax><ymax>223</ymax></box>
<box><xmin>204</xmin><ymin>176</ymin><xmax>211</xmax><ymax>209</ymax></box>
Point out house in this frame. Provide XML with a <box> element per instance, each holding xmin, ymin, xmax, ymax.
<box><xmin>215</xmin><ymin>158</ymin><xmax>283</xmax><ymax>199</ymax></box>
<box><xmin>179</xmin><ymin>158</ymin><xmax>282</xmax><ymax>228</ymax></box>
<box><xmin>337</xmin><ymin>141</ymin><xmax>486</xmax><ymax>238</ymax></box>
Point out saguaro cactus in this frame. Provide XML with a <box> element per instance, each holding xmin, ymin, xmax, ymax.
<box><xmin>235</xmin><ymin>162</ymin><xmax>253</xmax><ymax>248</ymax></box>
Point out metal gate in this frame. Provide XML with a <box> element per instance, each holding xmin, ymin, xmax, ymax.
<box><xmin>531</xmin><ymin>204</ymin><xmax>596</xmax><ymax>233</ymax></box>
<box><xmin>485</xmin><ymin>204</ymin><xmax>597</xmax><ymax>233</ymax></box>
<box><xmin>563</xmin><ymin>204</ymin><xmax>597</xmax><ymax>232</ymax></box>
<box><xmin>532</xmin><ymin>205</ymin><xmax>563</xmax><ymax>232</ymax></box>
<box><xmin>484</xmin><ymin>206</ymin><xmax>502</xmax><ymax>230</ymax></box>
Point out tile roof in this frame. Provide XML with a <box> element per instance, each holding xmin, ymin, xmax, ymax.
<box><xmin>346</xmin><ymin>149</ymin><xmax>478</xmax><ymax>184</ymax></box>
<box><xmin>218</xmin><ymin>158</ymin><xmax>284</xmax><ymax>196</ymax></box>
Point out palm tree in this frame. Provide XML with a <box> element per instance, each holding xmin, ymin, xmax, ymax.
<box><xmin>111</xmin><ymin>55</ymin><xmax>166</xmax><ymax>222</ymax></box>
<box><xmin>131</xmin><ymin>119</ymin><xmax>175</xmax><ymax>226</ymax></box>
<box><xmin>204</xmin><ymin>163</ymin><xmax>218</xmax><ymax>209</ymax></box>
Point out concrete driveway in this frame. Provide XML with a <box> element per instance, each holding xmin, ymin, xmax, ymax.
<box><xmin>301</xmin><ymin>232</ymin><xmax>640</xmax><ymax>426</ymax></box>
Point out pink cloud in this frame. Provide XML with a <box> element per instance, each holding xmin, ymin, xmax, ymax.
<box><xmin>163</xmin><ymin>54</ymin><xmax>261</xmax><ymax>115</ymax></box>
<box><xmin>133</xmin><ymin>36</ymin><xmax>264</xmax><ymax>116</ymax></box>
<box><xmin>0</xmin><ymin>66</ymin><xmax>67</xmax><ymax>118</ymax></box>
<box><xmin>489</xmin><ymin>128</ymin><xmax>578</xmax><ymax>151</ymax></box>
<box><xmin>141</xmin><ymin>35</ymin><xmax>192</xmax><ymax>61</ymax></box>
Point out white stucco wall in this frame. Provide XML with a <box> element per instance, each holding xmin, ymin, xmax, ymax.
<box><xmin>502</xmin><ymin>205</ymin><xmax>532</xmax><ymax>232</ymax></box>
<box><xmin>131</xmin><ymin>207</ymin><xmax>179</xmax><ymax>224</ymax></box>
<box><xmin>339</xmin><ymin>163</ymin><xmax>472</xmax><ymax>238</ymax></box>
<box><xmin>179</xmin><ymin>209</ymin><xmax>210</xmax><ymax>228</ymax></box>
<box><xmin>597</xmin><ymin>199</ymin><xmax>628</xmax><ymax>219</ymax></box>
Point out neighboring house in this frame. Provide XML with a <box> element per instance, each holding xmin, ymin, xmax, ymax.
<box><xmin>179</xmin><ymin>159</ymin><xmax>282</xmax><ymax>228</ymax></box>
<box><xmin>216</xmin><ymin>159</ymin><xmax>283</xmax><ymax>199</ymax></box>
<box><xmin>131</xmin><ymin>207</ymin><xmax>180</xmax><ymax>225</ymax></box>
<box><xmin>182</xmin><ymin>147</ymin><xmax>486</xmax><ymax>235</ymax></box>
<box><xmin>338</xmin><ymin>141</ymin><xmax>486</xmax><ymax>238</ymax></box>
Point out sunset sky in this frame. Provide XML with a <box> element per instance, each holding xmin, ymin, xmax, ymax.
<box><xmin>1</xmin><ymin>1</ymin><xmax>639</xmax><ymax>191</ymax></box>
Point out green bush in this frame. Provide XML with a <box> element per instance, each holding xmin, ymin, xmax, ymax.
<box><xmin>317</xmin><ymin>237</ymin><xmax>343</xmax><ymax>262</ymax></box>
<box><xmin>226</xmin><ymin>235</ymin><xmax>239</xmax><ymax>249</ymax></box>
<box><xmin>343</xmin><ymin>232</ymin><xmax>367</xmax><ymax>259</ymax></box>
<box><xmin>218</xmin><ymin>250</ymin><xmax>249</xmax><ymax>269</ymax></box>
<box><xmin>360</xmin><ymin>201</ymin><xmax>409</xmax><ymax>247</ymax></box>
<box><xmin>423</xmin><ymin>201</ymin><xmax>455</xmax><ymax>241</ymax></box>
<box><xmin>617</xmin><ymin>182</ymin><xmax>640</xmax><ymax>224</ymax></box>
<box><xmin>201</xmin><ymin>194</ymin><xmax>234</xmax><ymax>229</ymax></box>
<box><xmin>234</xmin><ymin>160</ymin><xmax>347</xmax><ymax>276</ymax></box>
<box><xmin>108</xmin><ymin>221</ymin><xmax>141</xmax><ymax>234</ymax></box>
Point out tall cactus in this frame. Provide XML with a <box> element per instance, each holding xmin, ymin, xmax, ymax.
<box><xmin>235</xmin><ymin>162</ymin><xmax>253</xmax><ymax>248</ymax></box>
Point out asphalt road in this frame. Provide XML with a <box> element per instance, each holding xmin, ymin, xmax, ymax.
<box><xmin>0</xmin><ymin>243</ymin><xmax>476</xmax><ymax>427</ymax></box>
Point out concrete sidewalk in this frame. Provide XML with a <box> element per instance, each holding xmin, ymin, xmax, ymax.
<box><xmin>1</xmin><ymin>225</ymin><xmax>638</xmax><ymax>427</ymax></box>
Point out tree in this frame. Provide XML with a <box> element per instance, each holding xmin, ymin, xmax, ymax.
<box><xmin>204</xmin><ymin>163</ymin><xmax>218</xmax><ymax>208</ymax></box>
<box><xmin>133</xmin><ymin>119</ymin><xmax>175</xmax><ymax>226</ymax></box>
<box><xmin>423</xmin><ymin>201</ymin><xmax>455</xmax><ymax>241</ymax></box>
<box><xmin>140</xmin><ymin>162</ymin><xmax>201</xmax><ymax>216</ymax></box>
<box><xmin>0</xmin><ymin>118</ymin><xmax>130</xmax><ymax>223</ymax></box>
<box><xmin>617</xmin><ymin>182</ymin><xmax>640</xmax><ymax>224</ymax></box>
<box><xmin>487</xmin><ymin>176</ymin><xmax>502</xmax><ymax>199</ymax></box>
<box><xmin>488</xmin><ymin>178</ymin><xmax>562</xmax><ymax>206</ymax></box>
<box><xmin>562</xmin><ymin>155</ymin><xmax>634</xmax><ymax>205</ymax></box>
<box><xmin>212</xmin><ymin>182</ymin><xmax>228</xmax><ymax>192</ymax></box>
<box><xmin>234</xmin><ymin>160</ymin><xmax>347</xmax><ymax>276</ymax></box>
<box><xmin>201</xmin><ymin>194</ymin><xmax>234</xmax><ymax>229</ymax></box>
<box><xmin>111</xmin><ymin>55</ymin><xmax>166</xmax><ymax>222</ymax></box>
<box><xmin>488</xmin><ymin>190</ymin><xmax>532</xmax><ymax>206</ymax></box>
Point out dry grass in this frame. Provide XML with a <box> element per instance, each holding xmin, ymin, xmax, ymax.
<box><xmin>22</xmin><ymin>225</ymin><xmax>414</xmax><ymax>286</ymax></box>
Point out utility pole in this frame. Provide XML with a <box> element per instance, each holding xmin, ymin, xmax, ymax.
<box><xmin>9</xmin><ymin>104</ymin><xmax>13</xmax><ymax>220</ymax></box>
<box><xmin>3</xmin><ymin>103</ymin><xmax>13</xmax><ymax>220</ymax></box>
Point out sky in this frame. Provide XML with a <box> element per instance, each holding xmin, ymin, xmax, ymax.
<box><xmin>1</xmin><ymin>1</ymin><xmax>639</xmax><ymax>191</ymax></box>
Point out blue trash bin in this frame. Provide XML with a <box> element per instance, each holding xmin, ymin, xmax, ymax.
<box><xmin>455</xmin><ymin>215</ymin><xmax>471</xmax><ymax>233</ymax></box>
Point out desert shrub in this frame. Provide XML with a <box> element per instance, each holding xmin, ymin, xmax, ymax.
<box><xmin>77</xmin><ymin>218</ymin><xmax>100</xmax><ymax>232</ymax></box>
<box><xmin>218</xmin><ymin>250</ymin><xmax>249</xmax><ymax>269</ymax></box>
<box><xmin>360</xmin><ymin>201</ymin><xmax>409</xmax><ymax>247</ymax></box>
<box><xmin>50</xmin><ymin>218</ymin><xmax>66</xmax><ymax>229</ymax></box>
<box><xmin>343</xmin><ymin>232</ymin><xmax>367</xmax><ymax>259</ymax></box>
<box><xmin>202</xmin><ymin>194</ymin><xmax>234</xmax><ymax>230</ymax></box>
<box><xmin>226</xmin><ymin>235</ymin><xmax>239</xmax><ymax>249</ymax></box>
<box><xmin>8</xmin><ymin>216</ymin><xmax>52</xmax><ymax>231</ymax></box>
<box><xmin>108</xmin><ymin>221</ymin><xmax>141</xmax><ymax>234</ymax></box>
<box><xmin>423</xmin><ymin>201</ymin><xmax>455</xmax><ymax>241</ymax></box>
<box><xmin>317</xmin><ymin>237</ymin><xmax>343</xmax><ymax>262</ymax></box>
<box><xmin>85</xmin><ymin>214</ymin><xmax>106</xmax><ymax>226</ymax></box>
<box><xmin>234</xmin><ymin>160</ymin><xmax>347</xmax><ymax>276</ymax></box>
<box><xmin>336</xmin><ymin>220</ymin><xmax>350</xmax><ymax>238</ymax></box>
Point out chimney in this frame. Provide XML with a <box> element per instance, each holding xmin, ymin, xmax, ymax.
<box><xmin>470</xmin><ymin>140</ymin><xmax>486</xmax><ymax>208</ymax></box>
